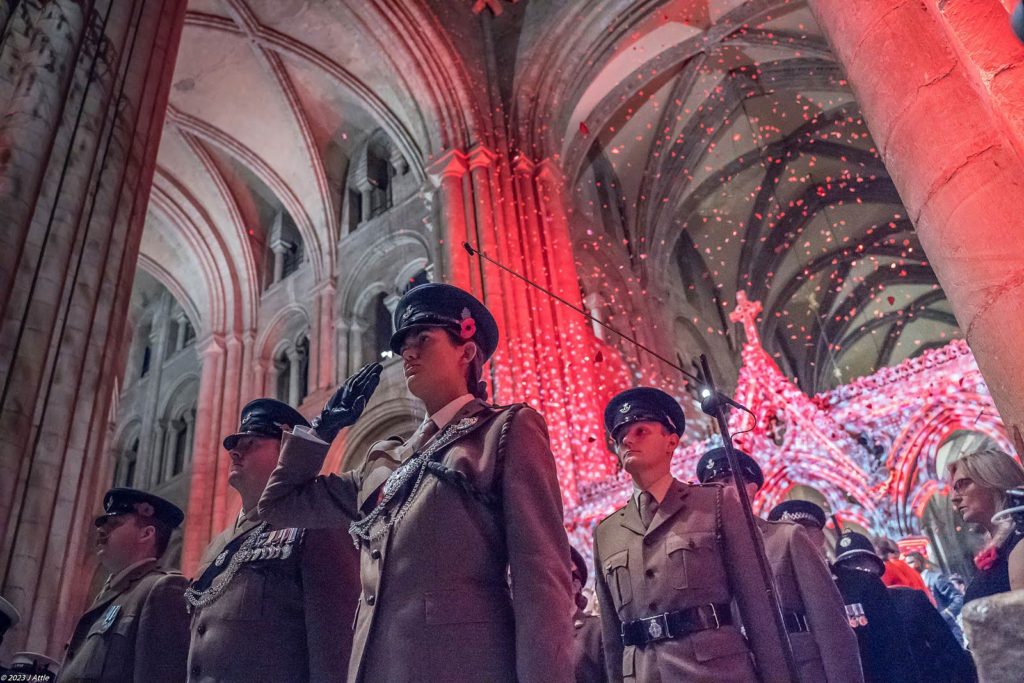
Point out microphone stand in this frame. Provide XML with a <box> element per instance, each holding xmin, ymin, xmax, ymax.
<box><xmin>699</xmin><ymin>355</ymin><xmax>799</xmax><ymax>681</ymax></box>
<box><xmin>463</xmin><ymin>241</ymin><xmax>798</xmax><ymax>681</ymax></box>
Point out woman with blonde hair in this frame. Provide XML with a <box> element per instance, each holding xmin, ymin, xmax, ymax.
<box><xmin>947</xmin><ymin>448</ymin><xmax>1024</xmax><ymax>604</ymax></box>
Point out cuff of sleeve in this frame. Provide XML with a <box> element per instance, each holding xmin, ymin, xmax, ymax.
<box><xmin>292</xmin><ymin>425</ymin><xmax>328</xmax><ymax>445</ymax></box>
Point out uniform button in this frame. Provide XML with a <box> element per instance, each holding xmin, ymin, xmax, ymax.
<box><xmin>645</xmin><ymin>569</ymin><xmax>655</xmax><ymax>578</ymax></box>
<box><xmin>366</xmin><ymin>594</ymin><xmax>376</xmax><ymax>606</ymax></box>
<box><xmin>371</xmin><ymin>549</ymin><xmax>381</xmax><ymax>559</ymax></box>
<box><xmin>190</xmin><ymin>666</ymin><xmax>200</xmax><ymax>677</ymax></box>
<box><xmin>197</xmin><ymin>624</ymin><xmax>206</xmax><ymax>636</ymax></box>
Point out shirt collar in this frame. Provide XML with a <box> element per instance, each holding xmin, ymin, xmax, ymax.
<box><xmin>427</xmin><ymin>393</ymin><xmax>475</xmax><ymax>431</ymax></box>
<box><xmin>632</xmin><ymin>473</ymin><xmax>675</xmax><ymax>506</ymax></box>
<box><xmin>106</xmin><ymin>556</ymin><xmax>157</xmax><ymax>589</ymax></box>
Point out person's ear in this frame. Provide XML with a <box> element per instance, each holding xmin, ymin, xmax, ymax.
<box><xmin>461</xmin><ymin>340</ymin><xmax>478</xmax><ymax>366</ymax></box>
<box><xmin>137</xmin><ymin>523</ymin><xmax>156</xmax><ymax>546</ymax></box>
<box><xmin>666</xmin><ymin>432</ymin><xmax>680</xmax><ymax>454</ymax></box>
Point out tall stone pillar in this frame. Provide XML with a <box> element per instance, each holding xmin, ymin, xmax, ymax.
<box><xmin>182</xmin><ymin>335</ymin><xmax>227</xmax><ymax>574</ymax></box>
<box><xmin>428</xmin><ymin>145</ymin><xmax>631</xmax><ymax>505</ymax></box>
<box><xmin>0</xmin><ymin>0</ymin><xmax>187</xmax><ymax>658</ymax></box>
<box><xmin>806</xmin><ymin>0</ymin><xmax>1024</xmax><ymax>451</ymax></box>
<box><xmin>429</xmin><ymin>151</ymin><xmax>474</xmax><ymax>292</ymax></box>
<box><xmin>313</xmin><ymin>280</ymin><xmax>336</xmax><ymax>390</ymax></box>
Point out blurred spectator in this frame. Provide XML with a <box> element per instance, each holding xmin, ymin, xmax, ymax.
<box><xmin>905</xmin><ymin>551</ymin><xmax>965</xmax><ymax>645</ymax></box>
<box><xmin>948</xmin><ymin>449</ymin><xmax>1024</xmax><ymax>604</ymax></box>
<box><xmin>875</xmin><ymin>537</ymin><xmax>934</xmax><ymax>604</ymax></box>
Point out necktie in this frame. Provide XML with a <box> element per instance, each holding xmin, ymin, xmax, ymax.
<box><xmin>638</xmin><ymin>490</ymin><xmax>658</xmax><ymax>529</ymax></box>
<box><xmin>406</xmin><ymin>419</ymin><xmax>439</xmax><ymax>455</ymax></box>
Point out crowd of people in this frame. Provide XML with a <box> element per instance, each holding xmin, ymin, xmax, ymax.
<box><xmin>2</xmin><ymin>282</ymin><xmax>1023</xmax><ymax>682</ymax></box>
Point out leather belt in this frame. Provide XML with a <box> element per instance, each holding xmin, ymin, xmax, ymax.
<box><xmin>783</xmin><ymin>611</ymin><xmax>810</xmax><ymax>633</ymax></box>
<box><xmin>621</xmin><ymin>603</ymin><xmax>731</xmax><ymax>647</ymax></box>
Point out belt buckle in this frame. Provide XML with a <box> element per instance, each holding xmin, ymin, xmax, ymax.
<box><xmin>708</xmin><ymin>603</ymin><xmax>721</xmax><ymax>629</ymax></box>
<box><xmin>797</xmin><ymin>613</ymin><xmax>809</xmax><ymax>632</ymax></box>
<box><xmin>643</xmin><ymin>612</ymin><xmax>672</xmax><ymax>641</ymax></box>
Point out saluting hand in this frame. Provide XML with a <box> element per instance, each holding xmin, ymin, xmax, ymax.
<box><xmin>311</xmin><ymin>363</ymin><xmax>384</xmax><ymax>442</ymax></box>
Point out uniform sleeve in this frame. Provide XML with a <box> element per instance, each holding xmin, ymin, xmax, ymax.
<box><xmin>787</xmin><ymin>525</ymin><xmax>864</xmax><ymax>683</ymax></box>
<box><xmin>257</xmin><ymin>431</ymin><xmax>361</xmax><ymax>528</ymax></box>
<box><xmin>720</xmin><ymin>486</ymin><xmax>792</xmax><ymax>682</ymax></box>
<box><xmin>500</xmin><ymin>407</ymin><xmax>574</xmax><ymax>683</ymax></box>
<box><xmin>135</xmin><ymin>574</ymin><xmax>190</xmax><ymax>683</ymax></box>
<box><xmin>593</xmin><ymin>534</ymin><xmax>625</xmax><ymax>683</ymax></box>
<box><xmin>302</xmin><ymin>528</ymin><xmax>361</xmax><ymax>679</ymax></box>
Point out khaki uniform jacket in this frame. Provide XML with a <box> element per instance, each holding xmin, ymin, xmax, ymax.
<box><xmin>58</xmin><ymin>560</ymin><xmax>189</xmax><ymax>683</ymax></box>
<box><xmin>186</xmin><ymin>514</ymin><xmax>358</xmax><ymax>682</ymax></box>
<box><xmin>759</xmin><ymin>519</ymin><xmax>864</xmax><ymax>683</ymax></box>
<box><xmin>258</xmin><ymin>399</ymin><xmax>574</xmax><ymax>683</ymax></box>
<box><xmin>574</xmin><ymin>610</ymin><xmax>607</xmax><ymax>682</ymax></box>
<box><xmin>593</xmin><ymin>479</ymin><xmax>792</xmax><ymax>683</ymax></box>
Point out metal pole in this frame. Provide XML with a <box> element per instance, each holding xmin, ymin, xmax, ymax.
<box><xmin>699</xmin><ymin>354</ymin><xmax>799</xmax><ymax>682</ymax></box>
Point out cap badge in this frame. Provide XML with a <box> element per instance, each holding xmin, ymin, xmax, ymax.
<box><xmin>840</xmin><ymin>536</ymin><xmax>852</xmax><ymax>547</ymax></box>
<box><xmin>619</xmin><ymin>402</ymin><xmax>631</xmax><ymax>414</ymax></box>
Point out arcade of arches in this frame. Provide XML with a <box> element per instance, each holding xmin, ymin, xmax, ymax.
<box><xmin>2</xmin><ymin>0</ymin><xmax>1024</xmax><ymax>658</ymax></box>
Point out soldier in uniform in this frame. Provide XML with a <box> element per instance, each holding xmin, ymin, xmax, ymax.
<box><xmin>184</xmin><ymin>398</ymin><xmax>359</xmax><ymax>682</ymax></box>
<box><xmin>697</xmin><ymin>448</ymin><xmax>863</xmax><ymax>683</ymax></box>
<box><xmin>832</xmin><ymin>531</ymin><xmax>976</xmax><ymax>683</ymax></box>
<box><xmin>570</xmin><ymin>546</ymin><xmax>605</xmax><ymax>683</ymax></box>
<box><xmin>593</xmin><ymin>388</ymin><xmax>791</xmax><ymax>683</ymax></box>
<box><xmin>258</xmin><ymin>283</ymin><xmax>574</xmax><ymax>683</ymax></box>
<box><xmin>767</xmin><ymin>500</ymin><xmax>829</xmax><ymax>558</ymax></box>
<box><xmin>58</xmin><ymin>488</ymin><xmax>189</xmax><ymax>683</ymax></box>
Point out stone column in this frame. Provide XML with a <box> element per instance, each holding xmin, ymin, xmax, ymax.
<box><xmin>174</xmin><ymin>311</ymin><xmax>188</xmax><ymax>352</ymax></box>
<box><xmin>137</xmin><ymin>301</ymin><xmax>170</xmax><ymax>488</ymax></box>
<box><xmin>270</xmin><ymin>239</ymin><xmax>289</xmax><ymax>284</ymax></box>
<box><xmin>428</xmin><ymin>151</ymin><xmax>473</xmax><ymax>291</ymax></box>
<box><xmin>348</xmin><ymin>320</ymin><xmax>366</xmax><ymax>374</ymax></box>
<box><xmin>287</xmin><ymin>347</ymin><xmax>302</xmax><ymax>407</ymax></box>
<box><xmin>184</xmin><ymin>408</ymin><xmax>196</xmax><ymax>466</ymax></box>
<box><xmin>807</xmin><ymin>0</ymin><xmax>1024</xmax><ymax>452</ymax></box>
<box><xmin>181</xmin><ymin>335</ymin><xmax>226</xmax><ymax>575</ymax></box>
<box><xmin>0</xmin><ymin>0</ymin><xmax>187</xmax><ymax>659</ymax></box>
<box><xmin>212</xmin><ymin>333</ymin><xmax>244</xmax><ymax>531</ymax></box>
<box><xmin>335</xmin><ymin>320</ymin><xmax>351</xmax><ymax>380</ymax></box>
<box><xmin>151</xmin><ymin>419</ymin><xmax>167</xmax><ymax>487</ymax></box>
<box><xmin>312</xmin><ymin>280</ymin><xmax>336</xmax><ymax>391</ymax></box>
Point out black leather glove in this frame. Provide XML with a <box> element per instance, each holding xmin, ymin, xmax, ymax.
<box><xmin>311</xmin><ymin>363</ymin><xmax>383</xmax><ymax>443</ymax></box>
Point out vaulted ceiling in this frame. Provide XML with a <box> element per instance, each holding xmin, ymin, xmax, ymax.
<box><xmin>139</xmin><ymin>0</ymin><xmax>961</xmax><ymax>396</ymax></box>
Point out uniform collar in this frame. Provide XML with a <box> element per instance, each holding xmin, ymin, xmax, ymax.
<box><xmin>105</xmin><ymin>556</ymin><xmax>157</xmax><ymax>590</ymax></box>
<box><xmin>631</xmin><ymin>472</ymin><xmax>674</xmax><ymax>506</ymax></box>
<box><xmin>426</xmin><ymin>393</ymin><xmax>475</xmax><ymax>431</ymax></box>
